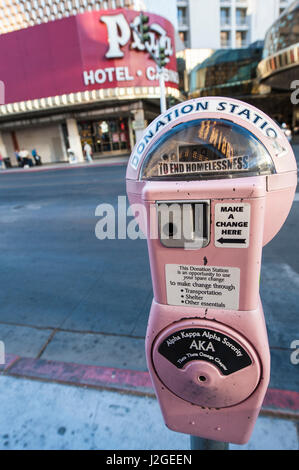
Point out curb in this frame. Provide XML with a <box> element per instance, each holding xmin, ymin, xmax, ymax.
<box><xmin>0</xmin><ymin>159</ymin><xmax>129</xmax><ymax>175</ymax></box>
<box><xmin>1</xmin><ymin>354</ymin><xmax>298</xmax><ymax>419</ymax></box>
<box><xmin>1</xmin><ymin>354</ymin><xmax>153</xmax><ymax>396</ymax></box>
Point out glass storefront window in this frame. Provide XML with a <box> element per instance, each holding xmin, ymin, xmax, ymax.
<box><xmin>100</xmin><ymin>121</ymin><xmax>109</xmax><ymax>133</ymax></box>
<box><xmin>78</xmin><ymin>118</ymin><xmax>130</xmax><ymax>155</ymax></box>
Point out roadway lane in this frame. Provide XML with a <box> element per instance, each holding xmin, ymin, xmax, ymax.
<box><xmin>0</xmin><ymin>166</ymin><xmax>152</xmax><ymax>372</ymax></box>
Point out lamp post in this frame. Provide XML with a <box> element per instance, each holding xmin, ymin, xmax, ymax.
<box><xmin>131</xmin><ymin>13</ymin><xmax>168</xmax><ymax>114</ymax></box>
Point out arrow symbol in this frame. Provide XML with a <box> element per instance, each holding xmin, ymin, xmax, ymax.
<box><xmin>217</xmin><ymin>238</ymin><xmax>246</xmax><ymax>244</ymax></box>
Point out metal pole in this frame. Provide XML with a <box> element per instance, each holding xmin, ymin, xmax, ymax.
<box><xmin>130</xmin><ymin>23</ymin><xmax>168</xmax><ymax>114</ymax></box>
<box><xmin>159</xmin><ymin>68</ymin><xmax>167</xmax><ymax>114</ymax></box>
<box><xmin>190</xmin><ymin>435</ymin><xmax>229</xmax><ymax>450</ymax></box>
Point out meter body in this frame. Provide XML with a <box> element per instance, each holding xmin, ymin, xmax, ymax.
<box><xmin>126</xmin><ymin>97</ymin><xmax>297</xmax><ymax>444</ymax></box>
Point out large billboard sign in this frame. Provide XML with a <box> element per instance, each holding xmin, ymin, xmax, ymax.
<box><xmin>83</xmin><ymin>10</ymin><xmax>178</xmax><ymax>88</ymax></box>
<box><xmin>0</xmin><ymin>9</ymin><xmax>178</xmax><ymax>105</ymax></box>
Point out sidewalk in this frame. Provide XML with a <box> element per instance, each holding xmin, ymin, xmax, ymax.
<box><xmin>0</xmin><ymin>155</ymin><xmax>130</xmax><ymax>175</ymax></box>
<box><xmin>0</xmin><ymin>374</ymin><xmax>297</xmax><ymax>450</ymax></box>
<box><xmin>0</xmin><ymin>351</ymin><xmax>298</xmax><ymax>450</ymax></box>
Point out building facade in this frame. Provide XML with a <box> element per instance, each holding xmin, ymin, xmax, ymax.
<box><xmin>258</xmin><ymin>0</ymin><xmax>299</xmax><ymax>90</ymax></box>
<box><xmin>175</xmin><ymin>0</ymin><xmax>293</xmax><ymax>50</ymax></box>
<box><xmin>0</xmin><ymin>0</ymin><xmax>145</xmax><ymax>34</ymax></box>
<box><xmin>189</xmin><ymin>42</ymin><xmax>263</xmax><ymax>97</ymax></box>
<box><xmin>0</xmin><ymin>1</ymin><xmax>180</xmax><ymax>166</ymax></box>
<box><xmin>257</xmin><ymin>1</ymin><xmax>299</xmax><ymax>129</ymax></box>
<box><xmin>188</xmin><ymin>1</ymin><xmax>299</xmax><ymax>128</ymax></box>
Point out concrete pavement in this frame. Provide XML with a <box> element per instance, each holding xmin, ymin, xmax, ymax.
<box><xmin>0</xmin><ymin>375</ymin><xmax>297</xmax><ymax>450</ymax></box>
<box><xmin>0</xmin><ymin>152</ymin><xmax>298</xmax><ymax>450</ymax></box>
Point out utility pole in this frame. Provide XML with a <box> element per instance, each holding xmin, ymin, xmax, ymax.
<box><xmin>158</xmin><ymin>45</ymin><xmax>167</xmax><ymax>114</ymax></box>
<box><xmin>131</xmin><ymin>13</ymin><xmax>168</xmax><ymax>114</ymax></box>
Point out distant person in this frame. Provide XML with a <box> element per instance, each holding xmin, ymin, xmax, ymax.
<box><xmin>15</xmin><ymin>151</ymin><xmax>22</xmax><ymax>167</ymax></box>
<box><xmin>32</xmin><ymin>149</ymin><xmax>42</xmax><ymax>166</ymax></box>
<box><xmin>83</xmin><ymin>142</ymin><xmax>93</xmax><ymax>163</ymax></box>
<box><xmin>0</xmin><ymin>154</ymin><xmax>11</xmax><ymax>169</ymax></box>
<box><xmin>4</xmin><ymin>156</ymin><xmax>12</xmax><ymax>168</ymax></box>
<box><xmin>67</xmin><ymin>148</ymin><xmax>77</xmax><ymax>164</ymax></box>
<box><xmin>19</xmin><ymin>149</ymin><xmax>33</xmax><ymax>168</ymax></box>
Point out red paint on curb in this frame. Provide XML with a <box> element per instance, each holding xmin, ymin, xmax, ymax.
<box><xmin>0</xmin><ymin>354</ymin><xmax>20</xmax><ymax>372</ymax></box>
<box><xmin>262</xmin><ymin>388</ymin><xmax>299</xmax><ymax>412</ymax></box>
<box><xmin>82</xmin><ymin>364</ymin><xmax>152</xmax><ymax>389</ymax></box>
<box><xmin>6</xmin><ymin>357</ymin><xmax>153</xmax><ymax>391</ymax></box>
<box><xmin>3</xmin><ymin>355</ymin><xmax>298</xmax><ymax>413</ymax></box>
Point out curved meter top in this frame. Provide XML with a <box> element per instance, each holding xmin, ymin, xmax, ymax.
<box><xmin>140</xmin><ymin>118</ymin><xmax>276</xmax><ymax>181</ymax></box>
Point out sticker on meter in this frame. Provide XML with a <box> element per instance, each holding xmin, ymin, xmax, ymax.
<box><xmin>158</xmin><ymin>328</ymin><xmax>252</xmax><ymax>375</ymax></box>
<box><xmin>165</xmin><ymin>264</ymin><xmax>240</xmax><ymax>310</ymax></box>
<box><xmin>215</xmin><ymin>203</ymin><xmax>250</xmax><ymax>248</ymax></box>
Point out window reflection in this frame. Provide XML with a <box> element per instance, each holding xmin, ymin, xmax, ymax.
<box><xmin>263</xmin><ymin>3</ymin><xmax>299</xmax><ymax>58</ymax></box>
<box><xmin>189</xmin><ymin>46</ymin><xmax>262</xmax><ymax>93</ymax></box>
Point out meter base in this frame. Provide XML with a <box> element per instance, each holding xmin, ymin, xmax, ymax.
<box><xmin>146</xmin><ymin>298</ymin><xmax>270</xmax><ymax>445</ymax></box>
<box><xmin>161</xmin><ymin>393</ymin><xmax>261</xmax><ymax>445</ymax></box>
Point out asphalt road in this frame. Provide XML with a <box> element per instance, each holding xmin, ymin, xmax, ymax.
<box><xmin>0</xmin><ymin>159</ymin><xmax>298</xmax><ymax>393</ymax></box>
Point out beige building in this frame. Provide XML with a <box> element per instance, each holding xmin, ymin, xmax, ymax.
<box><xmin>175</xmin><ymin>0</ymin><xmax>293</xmax><ymax>49</ymax></box>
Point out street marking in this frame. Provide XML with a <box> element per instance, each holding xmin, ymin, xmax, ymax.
<box><xmin>293</xmin><ymin>193</ymin><xmax>299</xmax><ymax>202</ymax></box>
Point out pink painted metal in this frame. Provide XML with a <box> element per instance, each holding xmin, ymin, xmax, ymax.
<box><xmin>147</xmin><ymin>299</ymin><xmax>269</xmax><ymax>444</ymax></box>
<box><xmin>126</xmin><ymin>97</ymin><xmax>297</xmax><ymax>444</ymax></box>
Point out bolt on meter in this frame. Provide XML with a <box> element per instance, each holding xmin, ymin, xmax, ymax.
<box><xmin>126</xmin><ymin>97</ymin><xmax>297</xmax><ymax>444</ymax></box>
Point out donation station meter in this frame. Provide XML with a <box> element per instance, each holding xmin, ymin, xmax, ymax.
<box><xmin>126</xmin><ymin>97</ymin><xmax>297</xmax><ymax>444</ymax></box>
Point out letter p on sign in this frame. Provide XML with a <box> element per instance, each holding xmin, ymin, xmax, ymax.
<box><xmin>101</xmin><ymin>14</ymin><xmax>131</xmax><ymax>58</ymax></box>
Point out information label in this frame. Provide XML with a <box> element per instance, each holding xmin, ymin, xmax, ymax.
<box><xmin>214</xmin><ymin>203</ymin><xmax>250</xmax><ymax>248</ymax></box>
<box><xmin>158</xmin><ymin>328</ymin><xmax>252</xmax><ymax>375</ymax></box>
<box><xmin>165</xmin><ymin>264</ymin><xmax>240</xmax><ymax>310</ymax></box>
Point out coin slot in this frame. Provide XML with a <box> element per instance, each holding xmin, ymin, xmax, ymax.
<box><xmin>164</xmin><ymin>222</ymin><xmax>175</xmax><ymax>238</ymax></box>
<box><xmin>198</xmin><ymin>375</ymin><xmax>207</xmax><ymax>383</ymax></box>
<box><xmin>157</xmin><ymin>200</ymin><xmax>210</xmax><ymax>249</ymax></box>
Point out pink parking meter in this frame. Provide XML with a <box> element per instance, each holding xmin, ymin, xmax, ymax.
<box><xmin>126</xmin><ymin>97</ymin><xmax>297</xmax><ymax>444</ymax></box>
